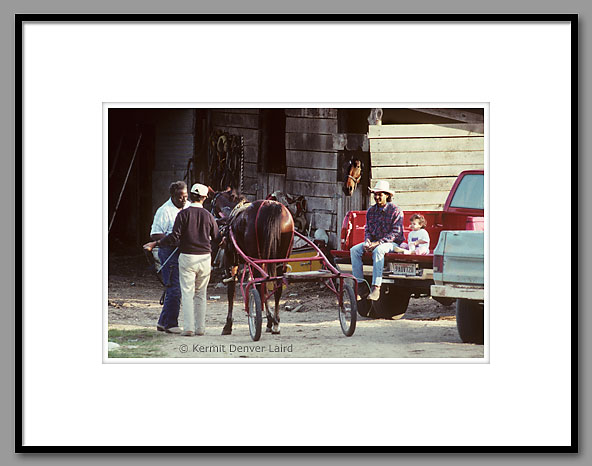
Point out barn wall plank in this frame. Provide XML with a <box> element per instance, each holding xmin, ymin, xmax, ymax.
<box><xmin>156</xmin><ymin>109</ymin><xmax>195</xmax><ymax>133</ymax></box>
<box><xmin>286</xmin><ymin>167</ymin><xmax>335</xmax><ymax>183</ymax></box>
<box><xmin>286</xmin><ymin>150</ymin><xmax>338</xmax><ymax>170</ymax></box>
<box><xmin>370</xmin><ymin>137</ymin><xmax>484</xmax><ymax>153</ymax></box>
<box><xmin>399</xmin><ymin>204</ymin><xmax>444</xmax><ymax>212</ymax></box>
<box><xmin>242</xmin><ymin>176</ymin><xmax>258</xmax><ymax>198</ymax></box>
<box><xmin>371</xmin><ymin>151</ymin><xmax>484</xmax><ymax>167</ymax></box>
<box><xmin>243</xmin><ymin>145</ymin><xmax>257</xmax><ymax>163</ymax></box>
<box><xmin>243</xmin><ymin>162</ymin><xmax>257</xmax><ymax>178</ymax></box>
<box><xmin>256</xmin><ymin>174</ymin><xmax>285</xmax><ymax>200</ymax></box>
<box><xmin>286</xmin><ymin>133</ymin><xmax>335</xmax><ymax>152</ymax></box>
<box><xmin>392</xmin><ymin>191</ymin><xmax>452</xmax><ymax>206</ymax></box>
<box><xmin>368</xmin><ymin>123</ymin><xmax>485</xmax><ymax>213</ymax></box>
<box><xmin>385</xmin><ymin>177</ymin><xmax>458</xmax><ymax>193</ymax></box>
<box><xmin>372</xmin><ymin>164</ymin><xmax>484</xmax><ymax>179</ymax></box>
<box><xmin>214</xmin><ymin>108</ymin><xmax>260</xmax><ymax>115</ymax></box>
<box><xmin>368</xmin><ymin>123</ymin><xmax>484</xmax><ymax>139</ymax></box>
<box><xmin>286</xmin><ymin>180</ymin><xmax>336</xmax><ymax>198</ymax></box>
<box><xmin>286</xmin><ymin>117</ymin><xmax>338</xmax><ymax>134</ymax></box>
<box><xmin>211</xmin><ymin>112</ymin><xmax>259</xmax><ymax>129</ymax></box>
<box><xmin>285</xmin><ymin>108</ymin><xmax>338</xmax><ymax>119</ymax></box>
<box><xmin>305</xmin><ymin>196</ymin><xmax>336</xmax><ymax>213</ymax></box>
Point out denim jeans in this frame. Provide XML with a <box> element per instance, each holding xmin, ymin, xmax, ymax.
<box><xmin>350</xmin><ymin>241</ymin><xmax>399</xmax><ymax>287</ymax></box>
<box><xmin>157</xmin><ymin>246</ymin><xmax>181</xmax><ymax>329</ymax></box>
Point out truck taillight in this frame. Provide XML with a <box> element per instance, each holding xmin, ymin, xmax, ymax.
<box><xmin>433</xmin><ymin>255</ymin><xmax>443</xmax><ymax>273</ymax></box>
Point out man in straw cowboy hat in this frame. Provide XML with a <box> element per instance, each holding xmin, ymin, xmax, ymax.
<box><xmin>350</xmin><ymin>180</ymin><xmax>405</xmax><ymax>301</ymax></box>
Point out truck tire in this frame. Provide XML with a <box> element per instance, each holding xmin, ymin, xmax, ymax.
<box><xmin>370</xmin><ymin>285</ymin><xmax>411</xmax><ymax>319</ymax></box>
<box><xmin>357</xmin><ymin>298</ymin><xmax>371</xmax><ymax>317</ymax></box>
<box><xmin>433</xmin><ymin>297</ymin><xmax>456</xmax><ymax>307</ymax></box>
<box><xmin>456</xmin><ymin>299</ymin><xmax>484</xmax><ymax>344</ymax></box>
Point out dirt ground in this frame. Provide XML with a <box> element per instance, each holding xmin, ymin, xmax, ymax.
<box><xmin>107</xmin><ymin>254</ymin><xmax>484</xmax><ymax>359</ymax></box>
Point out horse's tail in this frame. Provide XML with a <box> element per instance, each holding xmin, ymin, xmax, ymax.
<box><xmin>257</xmin><ymin>201</ymin><xmax>285</xmax><ymax>260</ymax></box>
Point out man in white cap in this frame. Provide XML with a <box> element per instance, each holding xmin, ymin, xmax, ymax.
<box><xmin>144</xmin><ymin>183</ymin><xmax>219</xmax><ymax>336</ymax></box>
<box><xmin>350</xmin><ymin>180</ymin><xmax>405</xmax><ymax>301</ymax></box>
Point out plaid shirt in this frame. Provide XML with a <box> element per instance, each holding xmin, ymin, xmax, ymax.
<box><xmin>364</xmin><ymin>202</ymin><xmax>404</xmax><ymax>244</ymax></box>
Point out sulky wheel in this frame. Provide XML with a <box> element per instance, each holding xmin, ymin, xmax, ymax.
<box><xmin>338</xmin><ymin>284</ymin><xmax>357</xmax><ymax>337</ymax></box>
<box><xmin>248</xmin><ymin>288</ymin><xmax>263</xmax><ymax>341</ymax></box>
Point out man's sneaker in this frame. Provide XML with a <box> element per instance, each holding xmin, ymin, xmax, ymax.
<box><xmin>156</xmin><ymin>324</ymin><xmax>165</xmax><ymax>332</ymax></box>
<box><xmin>165</xmin><ymin>326</ymin><xmax>182</xmax><ymax>334</ymax></box>
<box><xmin>180</xmin><ymin>330</ymin><xmax>194</xmax><ymax>337</ymax></box>
<box><xmin>368</xmin><ymin>286</ymin><xmax>381</xmax><ymax>301</ymax></box>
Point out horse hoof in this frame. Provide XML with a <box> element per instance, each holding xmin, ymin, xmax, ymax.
<box><xmin>221</xmin><ymin>327</ymin><xmax>232</xmax><ymax>335</ymax></box>
<box><xmin>265</xmin><ymin>327</ymin><xmax>272</xmax><ymax>333</ymax></box>
<box><xmin>271</xmin><ymin>330</ymin><xmax>280</xmax><ymax>335</ymax></box>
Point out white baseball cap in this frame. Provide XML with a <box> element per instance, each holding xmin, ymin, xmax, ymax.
<box><xmin>190</xmin><ymin>183</ymin><xmax>209</xmax><ymax>197</ymax></box>
<box><xmin>369</xmin><ymin>180</ymin><xmax>395</xmax><ymax>196</ymax></box>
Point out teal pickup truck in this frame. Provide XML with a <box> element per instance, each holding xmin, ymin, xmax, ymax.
<box><xmin>431</xmin><ymin>230</ymin><xmax>485</xmax><ymax>344</ymax></box>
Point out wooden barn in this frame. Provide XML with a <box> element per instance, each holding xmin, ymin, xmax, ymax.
<box><xmin>107</xmin><ymin>107</ymin><xmax>484</xmax><ymax>251</ymax></box>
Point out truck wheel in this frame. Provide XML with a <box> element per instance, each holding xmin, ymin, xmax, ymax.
<box><xmin>456</xmin><ymin>299</ymin><xmax>484</xmax><ymax>344</ymax></box>
<box><xmin>357</xmin><ymin>298</ymin><xmax>371</xmax><ymax>317</ymax></box>
<box><xmin>370</xmin><ymin>285</ymin><xmax>411</xmax><ymax>319</ymax></box>
<box><xmin>433</xmin><ymin>297</ymin><xmax>456</xmax><ymax>307</ymax></box>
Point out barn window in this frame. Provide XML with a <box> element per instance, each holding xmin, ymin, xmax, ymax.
<box><xmin>259</xmin><ymin>109</ymin><xmax>286</xmax><ymax>174</ymax></box>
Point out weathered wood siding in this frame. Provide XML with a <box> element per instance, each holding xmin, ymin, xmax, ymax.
<box><xmin>152</xmin><ymin>109</ymin><xmax>196</xmax><ymax>213</ymax></box>
<box><xmin>368</xmin><ymin>123</ymin><xmax>484</xmax><ymax>211</ymax></box>
<box><xmin>210</xmin><ymin>108</ymin><xmax>260</xmax><ymax>199</ymax></box>
<box><xmin>285</xmin><ymin>109</ymin><xmax>340</xmax><ymax>244</ymax></box>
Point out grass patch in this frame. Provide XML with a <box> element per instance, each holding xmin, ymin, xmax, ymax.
<box><xmin>108</xmin><ymin>328</ymin><xmax>167</xmax><ymax>358</ymax></box>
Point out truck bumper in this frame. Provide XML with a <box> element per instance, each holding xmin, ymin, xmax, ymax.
<box><xmin>431</xmin><ymin>284</ymin><xmax>484</xmax><ymax>301</ymax></box>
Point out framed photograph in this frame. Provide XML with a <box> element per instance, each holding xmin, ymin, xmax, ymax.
<box><xmin>18</xmin><ymin>15</ymin><xmax>576</xmax><ymax>451</ymax></box>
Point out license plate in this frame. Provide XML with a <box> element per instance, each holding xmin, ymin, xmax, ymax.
<box><xmin>389</xmin><ymin>262</ymin><xmax>417</xmax><ymax>277</ymax></box>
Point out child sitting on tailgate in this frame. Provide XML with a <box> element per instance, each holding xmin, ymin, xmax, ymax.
<box><xmin>394</xmin><ymin>213</ymin><xmax>430</xmax><ymax>255</ymax></box>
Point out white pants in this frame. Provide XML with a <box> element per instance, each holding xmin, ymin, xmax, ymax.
<box><xmin>178</xmin><ymin>253</ymin><xmax>211</xmax><ymax>334</ymax></box>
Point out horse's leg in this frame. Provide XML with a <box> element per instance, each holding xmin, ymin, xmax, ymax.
<box><xmin>271</xmin><ymin>265</ymin><xmax>282</xmax><ymax>334</ymax></box>
<box><xmin>271</xmin><ymin>285</ymin><xmax>281</xmax><ymax>335</ymax></box>
<box><xmin>221</xmin><ymin>279</ymin><xmax>234</xmax><ymax>335</ymax></box>
<box><xmin>261</xmin><ymin>282</ymin><xmax>273</xmax><ymax>333</ymax></box>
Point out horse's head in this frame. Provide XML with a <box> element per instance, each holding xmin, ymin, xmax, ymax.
<box><xmin>342</xmin><ymin>159</ymin><xmax>362</xmax><ymax>196</ymax></box>
<box><xmin>209</xmin><ymin>186</ymin><xmax>244</xmax><ymax>219</ymax></box>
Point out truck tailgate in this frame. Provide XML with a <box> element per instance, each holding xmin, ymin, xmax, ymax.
<box><xmin>331</xmin><ymin>249</ymin><xmax>434</xmax><ymax>267</ymax></box>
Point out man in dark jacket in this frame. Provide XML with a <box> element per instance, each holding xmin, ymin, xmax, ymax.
<box><xmin>144</xmin><ymin>183</ymin><xmax>219</xmax><ymax>336</ymax></box>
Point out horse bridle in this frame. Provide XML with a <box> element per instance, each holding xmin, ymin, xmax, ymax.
<box><xmin>347</xmin><ymin>173</ymin><xmax>362</xmax><ymax>185</ymax></box>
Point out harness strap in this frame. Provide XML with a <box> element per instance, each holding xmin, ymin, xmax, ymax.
<box><xmin>254</xmin><ymin>201</ymin><xmax>264</xmax><ymax>260</ymax></box>
<box><xmin>348</xmin><ymin>174</ymin><xmax>361</xmax><ymax>184</ymax></box>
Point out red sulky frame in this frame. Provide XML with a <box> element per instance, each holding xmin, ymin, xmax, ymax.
<box><xmin>229</xmin><ymin>228</ymin><xmax>358</xmax><ymax>319</ymax></box>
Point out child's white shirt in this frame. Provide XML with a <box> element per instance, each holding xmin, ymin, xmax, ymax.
<box><xmin>407</xmin><ymin>229</ymin><xmax>430</xmax><ymax>249</ymax></box>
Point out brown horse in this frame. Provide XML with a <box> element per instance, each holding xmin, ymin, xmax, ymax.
<box><xmin>342</xmin><ymin>159</ymin><xmax>362</xmax><ymax>196</ymax></box>
<box><xmin>221</xmin><ymin>200</ymin><xmax>294</xmax><ymax>335</ymax></box>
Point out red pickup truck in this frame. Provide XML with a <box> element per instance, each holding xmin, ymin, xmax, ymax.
<box><xmin>331</xmin><ymin>169</ymin><xmax>484</xmax><ymax>318</ymax></box>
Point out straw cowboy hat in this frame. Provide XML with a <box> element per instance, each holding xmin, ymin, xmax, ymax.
<box><xmin>369</xmin><ymin>180</ymin><xmax>395</xmax><ymax>196</ymax></box>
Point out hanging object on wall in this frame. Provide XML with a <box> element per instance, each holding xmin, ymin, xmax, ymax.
<box><xmin>208</xmin><ymin>130</ymin><xmax>244</xmax><ymax>193</ymax></box>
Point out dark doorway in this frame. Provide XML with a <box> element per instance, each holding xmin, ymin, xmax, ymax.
<box><xmin>108</xmin><ymin>109</ymin><xmax>155</xmax><ymax>251</ymax></box>
<box><xmin>259</xmin><ymin>109</ymin><xmax>286</xmax><ymax>174</ymax></box>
